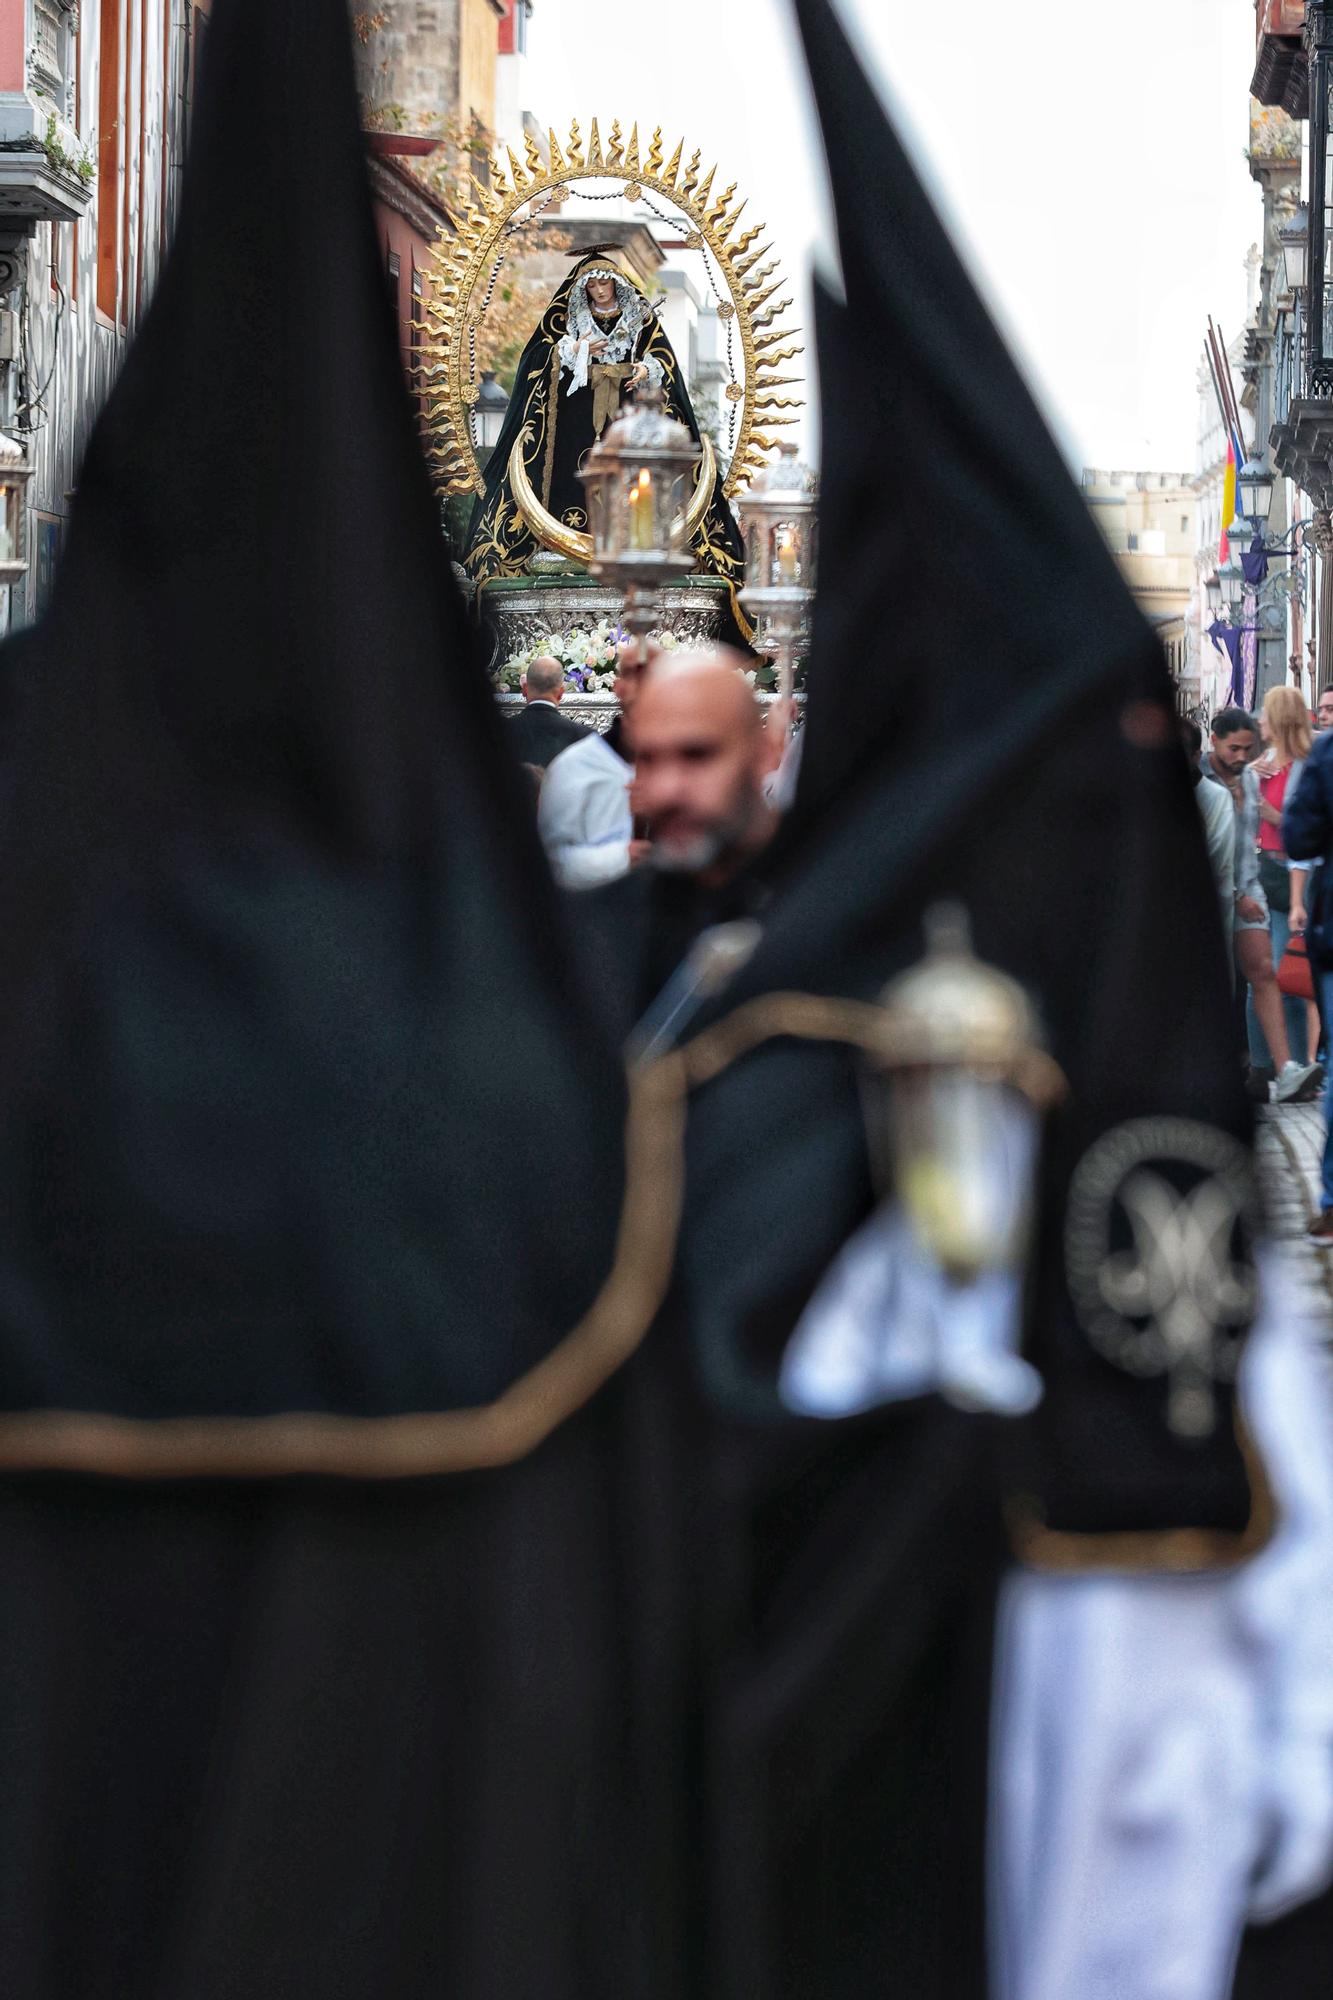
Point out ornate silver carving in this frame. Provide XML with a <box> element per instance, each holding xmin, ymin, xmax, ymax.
<box><xmin>481</xmin><ymin>577</ymin><xmax>734</xmax><ymax>667</ymax></box>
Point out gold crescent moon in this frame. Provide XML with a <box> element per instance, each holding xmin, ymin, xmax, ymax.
<box><xmin>508</xmin><ymin>426</ymin><xmax>718</xmax><ymax>565</ymax></box>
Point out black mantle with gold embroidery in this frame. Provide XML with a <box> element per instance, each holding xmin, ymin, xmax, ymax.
<box><xmin>463</xmin><ymin>266</ymin><xmax>747</xmax><ymax>607</ymax></box>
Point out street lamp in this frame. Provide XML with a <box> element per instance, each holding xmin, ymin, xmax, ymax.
<box><xmin>1205</xmin><ymin>572</ymin><xmax>1223</xmax><ymax>616</ymax></box>
<box><xmin>1219</xmin><ymin>550</ymin><xmax>1247</xmax><ymax>614</ymax></box>
<box><xmin>1238</xmin><ymin>457</ymin><xmax>1276</xmax><ymax>527</ymax></box>
<box><xmin>735</xmin><ymin>440</ymin><xmax>819</xmax><ymax>703</ymax></box>
<box><xmin>473</xmin><ymin>371</ymin><xmax>509</xmax><ymax>455</ymax></box>
<box><xmin>578</xmin><ymin>381</ymin><xmax>700</xmax><ymax>656</ymax></box>
<box><xmin>1279</xmin><ymin>205</ymin><xmax>1309</xmax><ymax>299</ymax></box>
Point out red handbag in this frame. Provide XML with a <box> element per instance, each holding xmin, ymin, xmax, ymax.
<box><xmin>1278</xmin><ymin>930</ymin><xmax>1316</xmax><ymax>1002</ymax></box>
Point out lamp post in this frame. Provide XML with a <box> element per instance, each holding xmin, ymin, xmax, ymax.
<box><xmin>1279</xmin><ymin>204</ymin><xmax>1309</xmax><ymax>302</ymax></box>
<box><xmin>473</xmin><ymin>371</ymin><xmax>510</xmax><ymax>459</ymax></box>
<box><xmin>736</xmin><ymin>441</ymin><xmax>819</xmax><ymax>706</ymax></box>
<box><xmin>1238</xmin><ymin>457</ymin><xmax>1276</xmax><ymax>530</ymax></box>
<box><xmin>578</xmin><ymin>381</ymin><xmax>701</xmax><ymax>658</ymax></box>
<box><xmin>1219</xmin><ymin>550</ymin><xmax>1247</xmax><ymax>615</ymax></box>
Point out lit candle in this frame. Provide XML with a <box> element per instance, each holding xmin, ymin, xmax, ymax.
<box><xmin>630</xmin><ymin>467</ymin><xmax>655</xmax><ymax>551</ymax></box>
<box><xmin>776</xmin><ymin>528</ymin><xmax>799</xmax><ymax>585</ymax></box>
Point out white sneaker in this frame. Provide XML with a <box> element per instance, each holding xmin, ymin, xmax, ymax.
<box><xmin>1274</xmin><ymin>1060</ymin><xmax>1321</xmax><ymax>1104</ymax></box>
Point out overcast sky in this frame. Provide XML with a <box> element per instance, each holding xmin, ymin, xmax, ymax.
<box><xmin>524</xmin><ymin>0</ymin><xmax>1265</xmax><ymax>473</ymax></box>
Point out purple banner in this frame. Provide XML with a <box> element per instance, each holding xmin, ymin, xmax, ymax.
<box><xmin>1241</xmin><ymin>589</ymin><xmax>1258</xmax><ymax>708</ymax></box>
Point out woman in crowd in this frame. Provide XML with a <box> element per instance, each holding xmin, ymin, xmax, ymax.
<box><xmin>1254</xmin><ymin>685</ymin><xmax>1318</xmax><ymax>1074</ymax></box>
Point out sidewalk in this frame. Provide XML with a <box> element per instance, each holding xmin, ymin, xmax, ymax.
<box><xmin>1259</xmin><ymin>1100</ymin><xmax>1333</xmax><ymax>1315</ymax></box>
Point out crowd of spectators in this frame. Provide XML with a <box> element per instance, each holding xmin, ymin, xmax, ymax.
<box><xmin>1188</xmin><ymin>688</ymin><xmax>1333</xmax><ymax>1243</ymax></box>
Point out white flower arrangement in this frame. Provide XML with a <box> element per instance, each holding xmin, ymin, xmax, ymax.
<box><xmin>491</xmin><ymin>621</ymin><xmax>681</xmax><ymax>693</ymax></box>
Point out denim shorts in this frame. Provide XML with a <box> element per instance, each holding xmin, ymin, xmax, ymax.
<box><xmin>1234</xmin><ymin>884</ymin><xmax>1271</xmax><ymax>935</ymax></box>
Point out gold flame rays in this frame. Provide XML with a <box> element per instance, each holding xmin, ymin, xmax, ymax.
<box><xmin>417</xmin><ymin>117</ymin><xmax>804</xmax><ymax>500</ymax></box>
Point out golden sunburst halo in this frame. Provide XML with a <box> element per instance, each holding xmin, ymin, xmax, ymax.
<box><xmin>416</xmin><ymin>117</ymin><xmax>805</xmax><ymax>501</ymax></box>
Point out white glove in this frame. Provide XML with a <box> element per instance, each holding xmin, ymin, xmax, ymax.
<box><xmin>1248</xmin><ymin>1735</ymin><xmax>1333</xmax><ymax>1925</ymax></box>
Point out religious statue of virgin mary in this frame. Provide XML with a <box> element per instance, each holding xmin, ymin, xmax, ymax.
<box><xmin>464</xmin><ymin>245</ymin><xmax>749</xmax><ymax>629</ymax></box>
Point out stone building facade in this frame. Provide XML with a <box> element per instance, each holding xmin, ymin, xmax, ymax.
<box><xmin>0</xmin><ymin>0</ymin><xmax>208</xmax><ymax>631</ymax></box>
<box><xmin>357</xmin><ymin>0</ymin><xmax>506</xmax><ymax>139</ymax></box>
<box><xmin>1081</xmin><ymin>467</ymin><xmax>1198</xmax><ymax>691</ymax></box>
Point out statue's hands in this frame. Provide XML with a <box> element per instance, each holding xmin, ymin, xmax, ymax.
<box><xmin>587</xmin><ymin>335</ymin><xmax>609</xmax><ymax>359</ymax></box>
<box><xmin>627</xmin><ymin>362</ymin><xmax>650</xmax><ymax>388</ymax></box>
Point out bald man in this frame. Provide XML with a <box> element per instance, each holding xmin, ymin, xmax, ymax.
<box><xmin>631</xmin><ymin>648</ymin><xmax>780</xmax><ymax>882</ymax></box>
<box><xmin>507</xmin><ymin>654</ymin><xmax>590</xmax><ymax>769</ymax></box>
<box><xmin>568</xmin><ymin>646</ymin><xmax>783</xmax><ymax>1040</ymax></box>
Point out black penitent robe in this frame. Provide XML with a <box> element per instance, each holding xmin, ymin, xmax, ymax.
<box><xmin>463</xmin><ymin>278</ymin><xmax>747</xmax><ymax>612</ymax></box>
<box><xmin>568</xmin><ymin>867</ymin><xmax>1002</xmax><ymax>1999</ymax></box>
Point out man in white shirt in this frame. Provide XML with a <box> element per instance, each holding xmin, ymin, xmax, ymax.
<box><xmin>1182</xmin><ymin>716</ymin><xmax>1236</xmax><ymax>935</ymax></box>
<box><xmin>538</xmin><ymin>646</ymin><xmax>648</xmax><ymax>888</ymax></box>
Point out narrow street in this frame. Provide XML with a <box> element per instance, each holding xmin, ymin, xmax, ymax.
<box><xmin>1260</xmin><ymin>1100</ymin><xmax>1333</xmax><ymax>1309</ymax></box>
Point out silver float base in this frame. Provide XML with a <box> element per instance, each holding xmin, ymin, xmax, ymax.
<box><xmin>478</xmin><ymin>571</ymin><xmax>735</xmax><ymax>670</ymax></box>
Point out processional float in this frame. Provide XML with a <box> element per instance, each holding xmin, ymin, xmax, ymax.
<box><xmin>416</xmin><ymin>117</ymin><xmax>818</xmax><ymax>702</ymax></box>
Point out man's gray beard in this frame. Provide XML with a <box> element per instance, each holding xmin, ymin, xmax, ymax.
<box><xmin>652</xmin><ymin>793</ymin><xmax>763</xmax><ymax>876</ymax></box>
<box><xmin>652</xmin><ymin>828</ymin><xmax>728</xmax><ymax>874</ymax></box>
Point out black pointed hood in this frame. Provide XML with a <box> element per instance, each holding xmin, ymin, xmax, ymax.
<box><xmin>0</xmin><ymin>0</ymin><xmax>627</xmax><ymax>1465</ymax></box>
<box><xmin>29</xmin><ymin>0</ymin><xmax>498</xmax><ymax>868</ymax></box>
<box><xmin>788</xmin><ymin>0</ymin><xmax>1160</xmax><ymax>836</ymax></box>
<box><xmin>662</xmin><ymin>0</ymin><xmax>1260</xmax><ymax>1563</ymax></box>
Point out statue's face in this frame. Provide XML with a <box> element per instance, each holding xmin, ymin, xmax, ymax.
<box><xmin>586</xmin><ymin>273</ymin><xmax>619</xmax><ymax>314</ymax></box>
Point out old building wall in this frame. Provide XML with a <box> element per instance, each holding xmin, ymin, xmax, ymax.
<box><xmin>458</xmin><ymin>0</ymin><xmax>501</xmax><ymax>132</ymax></box>
<box><xmin>357</xmin><ymin>0</ymin><xmax>503</xmax><ymax>139</ymax></box>
<box><xmin>12</xmin><ymin>0</ymin><xmax>201</xmax><ymax>627</ymax></box>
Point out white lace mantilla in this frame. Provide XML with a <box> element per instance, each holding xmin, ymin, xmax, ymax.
<box><xmin>557</xmin><ymin>271</ymin><xmax>664</xmax><ymax>396</ymax></box>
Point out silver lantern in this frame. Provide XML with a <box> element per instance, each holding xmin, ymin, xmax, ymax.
<box><xmin>861</xmin><ymin>905</ymin><xmax>1064</xmax><ymax>1287</ymax></box>
<box><xmin>736</xmin><ymin>440</ymin><xmax>819</xmax><ymax>701</ymax></box>
<box><xmin>579</xmin><ymin>381</ymin><xmax>701</xmax><ymax>656</ymax></box>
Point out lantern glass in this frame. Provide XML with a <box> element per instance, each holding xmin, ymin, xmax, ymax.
<box><xmin>864</xmin><ymin>1067</ymin><xmax>1040</xmax><ymax>1286</ymax></box>
<box><xmin>474</xmin><ymin>371</ymin><xmax>509</xmax><ymax>452</ymax></box>
<box><xmin>768</xmin><ymin>519</ymin><xmax>807</xmax><ymax>588</ymax></box>
<box><xmin>736</xmin><ymin>443</ymin><xmax>820</xmax><ymax>601</ymax></box>
<box><xmin>0</xmin><ymin>482</ymin><xmax>15</xmax><ymax>565</ymax></box>
<box><xmin>1205</xmin><ymin>573</ymin><xmax>1222</xmax><ymax>614</ymax></box>
<box><xmin>1280</xmin><ymin>211</ymin><xmax>1308</xmax><ymax>298</ymax></box>
<box><xmin>1238</xmin><ymin>458</ymin><xmax>1275</xmax><ymax>526</ymax></box>
<box><xmin>616</xmin><ymin>459</ymin><xmax>688</xmax><ymax>560</ymax></box>
<box><xmin>578</xmin><ymin>384</ymin><xmax>701</xmax><ymax>580</ymax></box>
